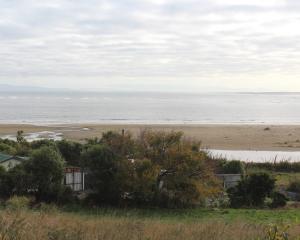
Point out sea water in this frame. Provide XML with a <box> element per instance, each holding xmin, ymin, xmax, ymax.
<box><xmin>1</xmin><ymin>91</ymin><xmax>300</xmax><ymax>125</ymax></box>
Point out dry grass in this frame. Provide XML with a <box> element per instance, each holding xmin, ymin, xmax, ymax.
<box><xmin>1</xmin><ymin>209</ymin><xmax>300</xmax><ymax>240</ymax></box>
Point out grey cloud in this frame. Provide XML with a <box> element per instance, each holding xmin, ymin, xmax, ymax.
<box><xmin>0</xmin><ymin>0</ymin><xmax>300</xmax><ymax>91</ymax></box>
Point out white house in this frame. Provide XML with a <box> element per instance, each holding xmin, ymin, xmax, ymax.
<box><xmin>64</xmin><ymin>167</ymin><xmax>85</xmax><ymax>192</ymax></box>
<box><xmin>216</xmin><ymin>174</ymin><xmax>242</xmax><ymax>189</ymax></box>
<box><xmin>0</xmin><ymin>152</ymin><xmax>85</xmax><ymax>192</ymax></box>
<box><xmin>0</xmin><ymin>153</ymin><xmax>28</xmax><ymax>170</ymax></box>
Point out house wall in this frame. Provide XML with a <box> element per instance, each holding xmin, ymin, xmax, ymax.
<box><xmin>0</xmin><ymin>159</ymin><xmax>22</xmax><ymax>170</ymax></box>
<box><xmin>216</xmin><ymin>174</ymin><xmax>242</xmax><ymax>189</ymax></box>
<box><xmin>65</xmin><ymin>171</ymin><xmax>85</xmax><ymax>192</ymax></box>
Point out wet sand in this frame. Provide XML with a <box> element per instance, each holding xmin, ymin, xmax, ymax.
<box><xmin>1</xmin><ymin>124</ymin><xmax>300</xmax><ymax>151</ymax></box>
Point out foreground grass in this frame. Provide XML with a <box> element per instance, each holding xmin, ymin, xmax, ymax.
<box><xmin>2</xmin><ymin>207</ymin><xmax>300</xmax><ymax>239</ymax></box>
<box><xmin>2</xmin><ymin>206</ymin><xmax>300</xmax><ymax>239</ymax></box>
<box><xmin>62</xmin><ymin>205</ymin><xmax>300</xmax><ymax>224</ymax></box>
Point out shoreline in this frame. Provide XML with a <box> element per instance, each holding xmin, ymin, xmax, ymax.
<box><xmin>1</xmin><ymin>123</ymin><xmax>300</xmax><ymax>151</ymax></box>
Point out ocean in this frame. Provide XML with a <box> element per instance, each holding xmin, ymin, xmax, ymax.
<box><xmin>0</xmin><ymin>91</ymin><xmax>300</xmax><ymax>125</ymax></box>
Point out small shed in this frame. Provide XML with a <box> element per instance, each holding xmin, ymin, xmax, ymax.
<box><xmin>64</xmin><ymin>167</ymin><xmax>85</xmax><ymax>192</ymax></box>
<box><xmin>0</xmin><ymin>153</ymin><xmax>28</xmax><ymax>170</ymax></box>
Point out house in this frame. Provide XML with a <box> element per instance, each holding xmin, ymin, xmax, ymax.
<box><xmin>0</xmin><ymin>152</ymin><xmax>85</xmax><ymax>192</ymax></box>
<box><xmin>216</xmin><ymin>174</ymin><xmax>242</xmax><ymax>189</ymax></box>
<box><xmin>0</xmin><ymin>153</ymin><xmax>28</xmax><ymax>170</ymax></box>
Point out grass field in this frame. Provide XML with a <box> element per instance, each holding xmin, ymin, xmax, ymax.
<box><xmin>275</xmin><ymin>172</ymin><xmax>300</xmax><ymax>187</ymax></box>
<box><xmin>62</xmin><ymin>206</ymin><xmax>300</xmax><ymax>224</ymax></box>
<box><xmin>2</xmin><ymin>207</ymin><xmax>300</xmax><ymax>240</ymax></box>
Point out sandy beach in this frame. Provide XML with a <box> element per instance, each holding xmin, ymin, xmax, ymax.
<box><xmin>1</xmin><ymin>124</ymin><xmax>300</xmax><ymax>151</ymax></box>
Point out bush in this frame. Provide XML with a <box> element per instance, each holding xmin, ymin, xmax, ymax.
<box><xmin>220</xmin><ymin>160</ymin><xmax>245</xmax><ymax>174</ymax></box>
<box><xmin>57</xmin><ymin>186</ymin><xmax>76</xmax><ymax>205</ymax></box>
<box><xmin>228</xmin><ymin>173</ymin><xmax>275</xmax><ymax>208</ymax></box>
<box><xmin>6</xmin><ymin>196</ymin><xmax>32</xmax><ymax>210</ymax></box>
<box><xmin>206</xmin><ymin>193</ymin><xmax>230</xmax><ymax>208</ymax></box>
<box><xmin>269</xmin><ymin>192</ymin><xmax>288</xmax><ymax>208</ymax></box>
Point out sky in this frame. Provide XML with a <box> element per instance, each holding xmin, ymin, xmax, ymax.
<box><xmin>0</xmin><ymin>0</ymin><xmax>300</xmax><ymax>92</ymax></box>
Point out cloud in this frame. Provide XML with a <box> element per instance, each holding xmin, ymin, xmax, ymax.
<box><xmin>0</xmin><ymin>0</ymin><xmax>300</xmax><ymax>91</ymax></box>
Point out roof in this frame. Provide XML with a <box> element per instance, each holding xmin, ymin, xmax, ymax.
<box><xmin>0</xmin><ymin>153</ymin><xmax>13</xmax><ymax>163</ymax></box>
<box><xmin>0</xmin><ymin>152</ymin><xmax>28</xmax><ymax>163</ymax></box>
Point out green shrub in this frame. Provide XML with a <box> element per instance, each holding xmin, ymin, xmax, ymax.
<box><xmin>221</xmin><ymin>160</ymin><xmax>245</xmax><ymax>174</ymax></box>
<box><xmin>269</xmin><ymin>192</ymin><xmax>288</xmax><ymax>208</ymax></box>
<box><xmin>228</xmin><ymin>173</ymin><xmax>275</xmax><ymax>208</ymax></box>
<box><xmin>6</xmin><ymin>196</ymin><xmax>32</xmax><ymax>210</ymax></box>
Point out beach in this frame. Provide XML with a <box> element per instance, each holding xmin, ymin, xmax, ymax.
<box><xmin>1</xmin><ymin>124</ymin><xmax>300</xmax><ymax>151</ymax></box>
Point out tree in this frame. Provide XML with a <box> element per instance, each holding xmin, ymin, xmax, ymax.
<box><xmin>0</xmin><ymin>164</ymin><xmax>31</xmax><ymax>198</ymax></box>
<box><xmin>0</xmin><ymin>142</ymin><xmax>16</xmax><ymax>155</ymax></box>
<box><xmin>0</xmin><ymin>166</ymin><xmax>8</xmax><ymax>197</ymax></box>
<box><xmin>83</xmin><ymin>145</ymin><xmax>123</xmax><ymax>205</ymax></box>
<box><xmin>127</xmin><ymin>159</ymin><xmax>160</xmax><ymax>206</ymax></box>
<box><xmin>137</xmin><ymin>131</ymin><xmax>220</xmax><ymax>208</ymax></box>
<box><xmin>82</xmin><ymin>130</ymin><xmax>221</xmax><ymax>208</ymax></box>
<box><xmin>228</xmin><ymin>172</ymin><xmax>275</xmax><ymax>208</ymax></box>
<box><xmin>30</xmin><ymin>139</ymin><xmax>57</xmax><ymax>150</ymax></box>
<box><xmin>56</xmin><ymin>140</ymin><xmax>82</xmax><ymax>166</ymax></box>
<box><xmin>24</xmin><ymin>146</ymin><xmax>65</xmax><ymax>202</ymax></box>
<box><xmin>16</xmin><ymin>130</ymin><xmax>25</xmax><ymax>144</ymax></box>
<box><xmin>100</xmin><ymin>131</ymin><xmax>136</xmax><ymax>158</ymax></box>
<box><xmin>15</xmin><ymin>130</ymin><xmax>30</xmax><ymax>156</ymax></box>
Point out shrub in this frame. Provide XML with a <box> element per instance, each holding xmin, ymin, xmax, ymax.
<box><xmin>57</xmin><ymin>186</ymin><xmax>77</xmax><ymax>205</ymax></box>
<box><xmin>6</xmin><ymin>196</ymin><xmax>32</xmax><ymax>210</ymax></box>
<box><xmin>206</xmin><ymin>192</ymin><xmax>230</xmax><ymax>208</ymax></box>
<box><xmin>220</xmin><ymin>160</ymin><xmax>245</xmax><ymax>174</ymax></box>
<box><xmin>269</xmin><ymin>192</ymin><xmax>288</xmax><ymax>208</ymax></box>
<box><xmin>228</xmin><ymin>173</ymin><xmax>275</xmax><ymax>208</ymax></box>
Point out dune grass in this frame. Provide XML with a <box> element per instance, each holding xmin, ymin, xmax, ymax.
<box><xmin>2</xmin><ymin>207</ymin><xmax>300</xmax><ymax>239</ymax></box>
<box><xmin>61</xmin><ymin>205</ymin><xmax>300</xmax><ymax>224</ymax></box>
<box><xmin>3</xmin><ymin>208</ymin><xmax>300</xmax><ymax>240</ymax></box>
<box><xmin>2</xmin><ymin>206</ymin><xmax>300</xmax><ymax>239</ymax></box>
<box><xmin>0</xmin><ymin>209</ymin><xmax>266</xmax><ymax>240</ymax></box>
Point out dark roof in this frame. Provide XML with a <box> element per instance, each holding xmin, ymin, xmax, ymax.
<box><xmin>0</xmin><ymin>152</ymin><xmax>28</xmax><ymax>163</ymax></box>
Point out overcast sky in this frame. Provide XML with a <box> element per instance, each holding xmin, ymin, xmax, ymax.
<box><xmin>0</xmin><ymin>0</ymin><xmax>300</xmax><ymax>92</ymax></box>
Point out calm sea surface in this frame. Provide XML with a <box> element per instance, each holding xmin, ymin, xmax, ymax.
<box><xmin>0</xmin><ymin>92</ymin><xmax>300</xmax><ymax>125</ymax></box>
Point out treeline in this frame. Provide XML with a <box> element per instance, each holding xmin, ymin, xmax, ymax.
<box><xmin>0</xmin><ymin>130</ymin><xmax>292</xmax><ymax>209</ymax></box>
<box><xmin>0</xmin><ymin>130</ymin><xmax>220</xmax><ymax>208</ymax></box>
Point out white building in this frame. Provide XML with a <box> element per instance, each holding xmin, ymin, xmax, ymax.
<box><xmin>64</xmin><ymin>167</ymin><xmax>85</xmax><ymax>192</ymax></box>
<box><xmin>1</xmin><ymin>152</ymin><xmax>85</xmax><ymax>192</ymax></box>
<box><xmin>0</xmin><ymin>153</ymin><xmax>28</xmax><ymax>170</ymax></box>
